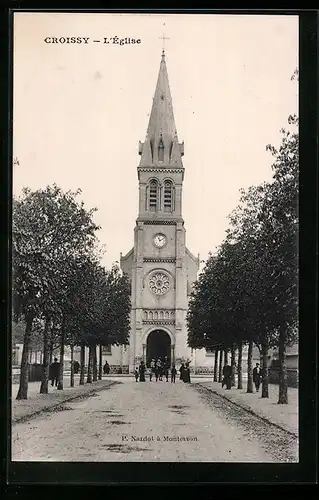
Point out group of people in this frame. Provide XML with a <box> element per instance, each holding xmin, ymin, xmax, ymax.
<box><xmin>134</xmin><ymin>358</ymin><xmax>191</xmax><ymax>384</ymax></box>
<box><xmin>49</xmin><ymin>356</ymin><xmax>262</xmax><ymax>392</ymax></box>
<box><xmin>49</xmin><ymin>358</ymin><xmax>81</xmax><ymax>386</ymax></box>
<box><xmin>179</xmin><ymin>362</ymin><xmax>191</xmax><ymax>383</ymax></box>
<box><xmin>222</xmin><ymin>361</ymin><xmax>263</xmax><ymax>392</ymax></box>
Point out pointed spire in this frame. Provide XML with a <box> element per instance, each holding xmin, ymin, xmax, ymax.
<box><xmin>139</xmin><ymin>52</ymin><xmax>184</xmax><ymax>168</ymax></box>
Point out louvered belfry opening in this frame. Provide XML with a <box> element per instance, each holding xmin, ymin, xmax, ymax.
<box><xmin>164</xmin><ymin>180</ymin><xmax>173</xmax><ymax>211</ymax></box>
<box><xmin>149</xmin><ymin>180</ymin><xmax>158</xmax><ymax>212</ymax></box>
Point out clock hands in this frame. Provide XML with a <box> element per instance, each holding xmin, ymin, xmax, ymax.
<box><xmin>154</xmin><ymin>234</ymin><xmax>166</xmax><ymax>247</ymax></box>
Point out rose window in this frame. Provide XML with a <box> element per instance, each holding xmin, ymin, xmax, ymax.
<box><xmin>148</xmin><ymin>272</ymin><xmax>170</xmax><ymax>295</ymax></box>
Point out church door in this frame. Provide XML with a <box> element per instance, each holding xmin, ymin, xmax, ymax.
<box><xmin>146</xmin><ymin>329</ymin><xmax>171</xmax><ymax>367</ymax></box>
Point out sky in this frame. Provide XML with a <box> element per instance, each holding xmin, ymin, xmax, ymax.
<box><xmin>13</xmin><ymin>13</ymin><xmax>298</xmax><ymax>270</ymax></box>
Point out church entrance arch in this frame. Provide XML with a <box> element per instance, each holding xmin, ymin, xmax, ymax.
<box><xmin>146</xmin><ymin>329</ymin><xmax>171</xmax><ymax>367</ymax></box>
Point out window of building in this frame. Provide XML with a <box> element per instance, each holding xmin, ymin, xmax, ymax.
<box><xmin>149</xmin><ymin>180</ymin><xmax>158</xmax><ymax>212</ymax></box>
<box><xmin>205</xmin><ymin>348</ymin><xmax>215</xmax><ymax>357</ymax></box>
<box><xmin>102</xmin><ymin>345</ymin><xmax>112</xmax><ymax>355</ymax></box>
<box><xmin>163</xmin><ymin>180</ymin><xmax>173</xmax><ymax>211</ymax></box>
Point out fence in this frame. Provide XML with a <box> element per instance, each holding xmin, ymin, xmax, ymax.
<box><xmin>268</xmin><ymin>368</ymin><xmax>298</xmax><ymax>388</ymax></box>
<box><xmin>109</xmin><ymin>365</ymin><xmax>129</xmax><ymax>374</ymax></box>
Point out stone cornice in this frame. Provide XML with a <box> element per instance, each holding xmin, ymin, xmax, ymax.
<box><xmin>143</xmin><ymin>308</ymin><xmax>175</xmax><ymax>311</ymax></box>
<box><xmin>143</xmin><ymin>257</ymin><xmax>176</xmax><ymax>263</ymax></box>
<box><xmin>143</xmin><ymin>220</ymin><xmax>177</xmax><ymax>225</ymax></box>
<box><xmin>138</xmin><ymin>167</ymin><xmax>184</xmax><ymax>174</ymax></box>
<box><xmin>143</xmin><ymin>320</ymin><xmax>175</xmax><ymax>325</ymax></box>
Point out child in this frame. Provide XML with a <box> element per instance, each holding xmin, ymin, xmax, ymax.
<box><xmin>134</xmin><ymin>367</ymin><xmax>139</xmax><ymax>382</ymax></box>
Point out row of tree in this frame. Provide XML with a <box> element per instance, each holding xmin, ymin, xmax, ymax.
<box><xmin>13</xmin><ymin>185</ymin><xmax>131</xmax><ymax>399</ymax></box>
<box><xmin>187</xmin><ymin>109</ymin><xmax>298</xmax><ymax>404</ymax></box>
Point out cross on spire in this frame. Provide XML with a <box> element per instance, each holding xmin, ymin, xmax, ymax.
<box><xmin>158</xmin><ymin>32</ymin><xmax>170</xmax><ymax>55</ymax></box>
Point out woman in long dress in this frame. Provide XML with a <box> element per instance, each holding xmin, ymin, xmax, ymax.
<box><xmin>139</xmin><ymin>361</ymin><xmax>146</xmax><ymax>382</ymax></box>
<box><xmin>179</xmin><ymin>363</ymin><xmax>185</xmax><ymax>381</ymax></box>
<box><xmin>184</xmin><ymin>363</ymin><xmax>191</xmax><ymax>383</ymax></box>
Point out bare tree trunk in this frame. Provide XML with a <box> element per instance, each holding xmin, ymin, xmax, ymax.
<box><xmin>278</xmin><ymin>325</ymin><xmax>288</xmax><ymax>404</ymax></box>
<box><xmin>231</xmin><ymin>344</ymin><xmax>236</xmax><ymax>386</ymax></box>
<box><xmin>40</xmin><ymin>318</ymin><xmax>51</xmax><ymax>394</ymax></box>
<box><xmin>98</xmin><ymin>344</ymin><xmax>102</xmax><ymax>380</ymax></box>
<box><xmin>246</xmin><ymin>340</ymin><xmax>253</xmax><ymax>393</ymax></box>
<box><xmin>49</xmin><ymin>341</ymin><xmax>53</xmax><ymax>365</ymax></box>
<box><xmin>218</xmin><ymin>349</ymin><xmax>223</xmax><ymax>382</ymax></box>
<box><xmin>237</xmin><ymin>341</ymin><xmax>243</xmax><ymax>390</ymax></box>
<box><xmin>213</xmin><ymin>349</ymin><xmax>218</xmax><ymax>382</ymax></box>
<box><xmin>16</xmin><ymin>313</ymin><xmax>33</xmax><ymax>400</ymax></box>
<box><xmin>57</xmin><ymin>320</ymin><xmax>65</xmax><ymax>390</ymax></box>
<box><xmin>261</xmin><ymin>336</ymin><xmax>269</xmax><ymax>398</ymax></box>
<box><xmin>86</xmin><ymin>345</ymin><xmax>93</xmax><ymax>383</ymax></box>
<box><xmin>224</xmin><ymin>349</ymin><xmax>228</xmax><ymax>365</ymax></box>
<box><xmin>70</xmin><ymin>344</ymin><xmax>74</xmax><ymax>388</ymax></box>
<box><xmin>93</xmin><ymin>344</ymin><xmax>98</xmax><ymax>382</ymax></box>
<box><xmin>79</xmin><ymin>344</ymin><xmax>85</xmax><ymax>385</ymax></box>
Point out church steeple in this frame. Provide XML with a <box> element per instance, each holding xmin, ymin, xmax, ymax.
<box><xmin>139</xmin><ymin>51</ymin><xmax>184</xmax><ymax>168</ymax></box>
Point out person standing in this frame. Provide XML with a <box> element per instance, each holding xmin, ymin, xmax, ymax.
<box><xmin>50</xmin><ymin>357</ymin><xmax>60</xmax><ymax>387</ymax></box>
<box><xmin>183</xmin><ymin>363</ymin><xmax>191</xmax><ymax>383</ymax></box>
<box><xmin>156</xmin><ymin>359</ymin><xmax>162</xmax><ymax>381</ymax></box>
<box><xmin>222</xmin><ymin>362</ymin><xmax>232</xmax><ymax>390</ymax></box>
<box><xmin>171</xmin><ymin>364</ymin><xmax>177</xmax><ymax>383</ymax></box>
<box><xmin>103</xmin><ymin>361</ymin><xmax>110</xmax><ymax>375</ymax></box>
<box><xmin>164</xmin><ymin>361</ymin><xmax>169</xmax><ymax>382</ymax></box>
<box><xmin>179</xmin><ymin>363</ymin><xmax>185</xmax><ymax>381</ymax></box>
<box><xmin>150</xmin><ymin>359</ymin><xmax>155</xmax><ymax>381</ymax></box>
<box><xmin>155</xmin><ymin>364</ymin><xmax>159</xmax><ymax>382</ymax></box>
<box><xmin>134</xmin><ymin>367</ymin><xmax>139</xmax><ymax>382</ymax></box>
<box><xmin>253</xmin><ymin>363</ymin><xmax>261</xmax><ymax>392</ymax></box>
<box><xmin>139</xmin><ymin>360</ymin><xmax>146</xmax><ymax>382</ymax></box>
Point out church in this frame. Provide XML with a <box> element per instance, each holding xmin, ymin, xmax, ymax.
<box><xmin>106</xmin><ymin>50</ymin><xmax>214</xmax><ymax>374</ymax></box>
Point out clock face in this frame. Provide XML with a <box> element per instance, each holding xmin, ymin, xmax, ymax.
<box><xmin>153</xmin><ymin>233</ymin><xmax>167</xmax><ymax>248</ymax></box>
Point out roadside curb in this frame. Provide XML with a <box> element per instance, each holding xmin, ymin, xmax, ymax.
<box><xmin>195</xmin><ymin>383</ymin><xmax>298</xmax><ymax>439</ymax></box>
<box><xmin>12</xmin><ymin>380</ymin><xmax>119</xmax><ymax>425</ymax></box>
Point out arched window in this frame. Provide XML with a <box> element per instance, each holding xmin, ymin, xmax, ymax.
<box><xmin>163</xmin><ymin>180</ymin><xmax>173</xmax><ymax>212</ymax></box>
<box><xmin>149</xmin><ymin>180</ymin><xmax>158</xmax><ymax>212</ymax></box>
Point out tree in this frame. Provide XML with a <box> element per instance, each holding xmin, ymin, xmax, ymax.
<box><xmin>13</xmin><ymin>185</ymin><xmax>100</xmax><ymax>398</ymax></box>
<box><xmin>187</xmin><ymin>74</ymin><xmax>298</xmax><ymax>403</ymax></box>
<box><xmin>264</xmin><ymin>113</ymin><xmax>298</xmax><ymax>403</ymax></box>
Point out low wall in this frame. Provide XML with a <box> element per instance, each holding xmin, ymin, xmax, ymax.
<box><xmin>269</xmin><ymin>368</ymin><xmax>298</xmax><ymax>388</ymax></box>
<box><xmin>109</xmin><ymin>365</ymin><xmax>129</xmax><ymax>374</ymax></box>
<box><xmin>193</xmin><ymin>366</ymin><xmax>214</xmax><ymax>375</ymax></box>
<box><xmin>12</xmin><ymin>364</ymin><xmax>130</xmax><ymax>383</ymax></box>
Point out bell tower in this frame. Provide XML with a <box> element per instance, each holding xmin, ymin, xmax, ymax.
<box><xmin>120</xmin><ymin>50</ymin><xmax>199</xmax><ymax>372</ymax></box>
<box><xmin>137</xmin><ymin>49</ymin><xmax>185</xmax><ymax>222</ymax></box>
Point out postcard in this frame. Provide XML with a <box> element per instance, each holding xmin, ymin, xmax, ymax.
<box><xmin>11</xmin><ymin>11</ymin><xmax>299</xmax><ymax>469</ymax></box>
